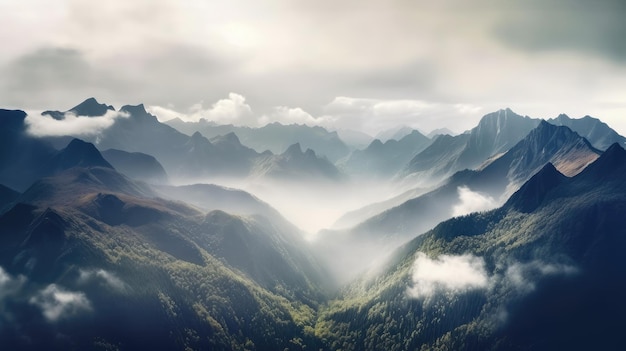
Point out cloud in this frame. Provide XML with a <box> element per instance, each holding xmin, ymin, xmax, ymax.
<box><xmin>504</xmin><ymin>260</ymin><xmax>578</xmax><ymax>294</ymax></box>
<box><xmin>452</xmin><ymin>186</ymin><xmax>499</xmax><ymax>217</ymax></box>
<box><xmin>149</xmin><ymin>93</ymin><xmax>337</xmax><ymax>129</ymax></box>
<box><xmin>3</xmin><ymin>1</ymin><xmax>626</xmax><ymax>137</ymax></box>
<box><xmin>78</xmin><ymin>269</ymin><xmax>127</xmax><ymax>292</ymax></box>
<box><xmin>407</xmin><ymin>252</ymin><xmax>489</xmax><ymax>299</ymax></box>
<box><xmin>258</xmin><ymin>106</ymin><xmax>335</xmax><ymax>127</ymax></box>
<box><xmin>406</xmin><ymin>252</ymin><xmax>580</xmax><ymax>315</ymax></box>
<box><xmin>492</xmin><ymin>0</ymin><xmax>626</xmax><ymax>63</ymax></box>
<box><xmin>149</xmin><ymin>93</ymin><xmax>485</xmax><ymax>135</ymax></box>
<box><xmin>147</xmin><ymin>93</ymin><xmax>253</xmax><ymax>124</ymax></box>
<box><xmin>29</xmin><ymin>284</ymin><xmax>92</xmax><ymax>322</ymax></box>
<box><xmin>324</xmin><ymin>97</ymin><xmax>483</xmax><ymax>135</ymax></box>
<box><xmin>24</xmin><ymin>109</ymin><xmax>129</xmax><ymax>137</ymax></box>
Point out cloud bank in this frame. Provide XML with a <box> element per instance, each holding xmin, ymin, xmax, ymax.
<box><xmin>407</xmin><ymin>253</ymin><xmax>579</xmax><ymax>302</ymax></box>
<box><xmin>452</xmin><ymin>186</ymin><xmax>499</xmax><ymax>217</ymax></box>
<box><xmin>25</xmin><ymin>109</ymin><xmax>129</xmax><ymax>137</ymax></box>
<box><xmin>29</xmin><ymin>284</ymin><xmax>92</xmax><ymax>322</ymax></box>
<box><xmin>407</xmin><ymin>253</ymin><xmax>489</xmax><ymax>299</ymax></box>
<box><xmin>147</xmin><ymin>93</ymin><xmax>485</xmax><ymax>135</ymax></box>
<box><xmin>2</xmin><ymin>0</ymin><xmax>626</xmax><ymax>136</ymax></box>
<box><xmin>148</xmin><ymin>93</ymin><xmax>253</xmax><ymax>125</ymax></box>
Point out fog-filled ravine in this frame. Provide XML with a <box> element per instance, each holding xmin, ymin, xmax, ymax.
<box><xmin>1</xmin><ymin>98</ymin><xmax>626</xmax><ymax>350</ymax></box>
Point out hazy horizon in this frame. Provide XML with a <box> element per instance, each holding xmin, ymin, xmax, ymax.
<box><xmin>2</xmin><ymin>0</ymin><xmax>625</xmax><ymax>136</ymax></box>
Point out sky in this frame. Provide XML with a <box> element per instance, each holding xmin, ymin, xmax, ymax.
<box><xmin>1</xmin><ymin>0</ymin><xmax>625</xmax><ymax>136</ymax></box>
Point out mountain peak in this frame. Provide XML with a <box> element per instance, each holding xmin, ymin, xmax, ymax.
<box><xmin>69</xmin><ymin>97</ymin><xmax>115</xmax><ymax>116</ymax></box>
<box><xmin>222</xmin><ymin>132</ymin><xmax>241</xmax><ymax>143</ymax></box>
<box><xmin>578</xmin><ymin>142</ymin><xmax>626</xmax><ymax>180</ymax></box>
<box><xmin>119</xmin><ymin>104</ymin><xmax>160</xmax><ymax>124</ymax></box>
<box><xmin>367</xmin><ymin>139</ymin><xmax>384</xmax><ymax>150</ymax></box>
<box><xmin>120</xmin><ymin>103</ymin><xmax>147</xmax><ymax>116</ymax></box>
<box><xmin>506</xmin><ymin>162</ymin><xmax>567</xmax><ymax>213</ymax></box>
<box><xmin>209</xmin><ymin>132</ymin><xmax>246</xmax><ymax>149</ymax></box>
<box><xmin>52</xmin><ymin>138</ymin><xmax>113</xmax><ymax>171</ymax></box>
<box><xmin>191</xmin><ymin>131</ymin><xmax>207</xmax><ymax>141</ymax></box>
<box><xmin>284</xmin><ymin>143</ymin><xmax>303</xmax><ymax>155</ymax></box>
<box><xmin>480</xmin><ymin>108</ymin><xmax>522</xmax><ymax>123</ymax></box>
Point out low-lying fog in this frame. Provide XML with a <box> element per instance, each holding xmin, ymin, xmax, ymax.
<box><xmin>171</xmin><ymin>176</ymin><xmax>406</xmax><ymax>235</ymax></box>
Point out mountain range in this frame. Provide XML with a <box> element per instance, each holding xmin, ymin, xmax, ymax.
<box><xmin>1</xmin><ymin>97</ymin><xmax>626</xmax><ymax>350</ymax></box>
<box><xmin>316</xmin><ymin>143</ymin><xmax>626</xmax><ymax>350</ymax></box>
<box><xmin>0</xmin><ymin>143</ymin><xmax>329</xmax><ymax>350</ymax></box>
<box><xmin>38</xmin><ymin>98</ymin><xmax>344</xmax><ymax>184</ymax></box>
<box><xmin>315</xmin><ymin>120</ymin><xmax>602</xmax><ymax>283</ymax></box>
<box><xmin>166</xmin><ymin>118</ymin><xmax>350</xmax><ymax>162</ymax></box>
<box><xmin>339</xmin><ymin>130</ymin><xmax>432</xmax><ymax>179</ymax></box>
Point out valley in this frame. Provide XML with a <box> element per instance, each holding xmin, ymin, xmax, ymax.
<box><xmin>1</xmin><ymin>99</ymin><xmax>626</xmax><ymax>350</ymax></box>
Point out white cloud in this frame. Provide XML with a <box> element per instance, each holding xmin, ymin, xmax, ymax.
<box><xmin>407</xmin><ymin>252</ymin><xmax>489</xmax><ymax>299</ymax></box>
<box><xmin>148</xmin><ymin>94</ymin><xmax>487</xmax><ymax>135</ymax></box>
<box><xmin>78</xmin><ymin>269</ymin><xmax>127</xmax><ymax>292</ymax></box>
<box><xmin>258</xmin><ymin>106</ymin><xmax>335</xmax><ymax>127</ymax></box>
<box><xmin>201</xmin><ymin>92</ymin><xmax>253</xmax><ymax>124</ymax></box>
<box><xmin>147</xmin><ymin>92</ymin><xmax>253</xmax><ymax>124</ymax></box>
<box><xmin>24</xmin><ymin>109</ymin><xmax>129</xmax><ymax>137</ymax></box>
<box><xmin>406</xmin><ymin>252</ymin><xmax>580</xmax><ymax>310</ymax></box>
<box><xmin>452</xmin><ymin>186</ymin><xmax>499</xmax><ymax>217</ymax></box>
<box><xmin>29</xmin><ymin>284</ymin><xmax>92</xmax><ymax>322</ymax></box>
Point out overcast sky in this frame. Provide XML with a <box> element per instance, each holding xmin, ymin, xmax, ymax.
<box><xmin>1</xmin><ymin>0</ymin><xmax>625</xmax><ymax>135</ymax></box>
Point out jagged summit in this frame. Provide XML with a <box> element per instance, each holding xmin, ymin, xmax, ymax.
<box><xmin>282</xmin><ymin>142</ymin><xmax>320</xmax><ymax>159</ymax></box>
<box><xmin>211</xmin><ymin>132</ymin><xmax>242</xmax><ymax>145</ymax></box>
<box><xmin>120</xmin><ymin>103</ymin><xmax>146</xmax><ymax>114</ymax></box>
<box><xmin>547</xmin><ymin>114</ymin><xmax>626</xmax><ymax>150</ymax></box>
<box><xmin>505</xmin><ymin>162</ymin><xmax>567</xmax><ymax>213</ymax></box>
<box><xmin>69</xmin><ymin>97</ymin><xmax>115</xmax><ymax>116</ymax></box>
<box><xmin>42</xmin><ymin>98</ymin><xmax>115</xmax><ymax>119</ymax></box>
<box><xmin>191</xmin><ymin>131</ymin><xmax>204</xmax><ymax>140</ymax></box>
<box><xmin>284</xmin><ymin>143</ymin><xmax>303</xmax><ymax>155</ymax></box>
<box><xmin>120</xmin><ymin>103</ymin><xmax>157</xmax><ymax>122</ymax></box>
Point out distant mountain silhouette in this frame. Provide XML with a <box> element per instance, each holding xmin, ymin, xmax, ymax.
<box><xmin>340</xmin><ymin>130</ymin><xmax>432</xmax><ymax>179</ymax></box>
<box><xmin>334</xmin><ymin>129</ymin><xmax>374</xmax><ymax>150</ymax></box>
<box><xmin>375</xmin><ymin>125</ymin><xmax>415</xmax><ymax>142</ymax></box>
<box><xmin>426</xmin><ymin>127</ymin><xmax>455</xmax><ymax>138</ymax></box>
<box><xmin>102</xmin><ymin>149</ymin><xmax>169</xmax><ymax>185</ymax></box>
<box><xmin>548</xmin><ymin>113</ymin><xmax>626</xmax><ymax>150</ymax></box>
<box><xmin>154</xmin><ymin>183</ymin><xmax>284</xmax><ymax>221</ymax></box>
<box><xmin>42</xmin><ymin>97</ymin><xmax>115</xmax><ymax>119</ymax></box>
<box><xmin>403</xmin><ymin>109</ymin><xmax>540</xmax><ymax>183</ymax></box>
<box><xmin>38</xmin><ymin>100</ymin><xmax>342</xmax><ymax>183</ymax></box>
<box><xmin>167</xmin><ymin>119</ymin><xmax>350</xmax><ymax>162</ymax></box>
<box><xmin>253</xmin><ymin>143</ymin><xmax>343</xmax><ymax>182</ymax></box>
